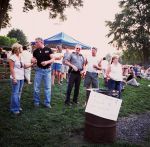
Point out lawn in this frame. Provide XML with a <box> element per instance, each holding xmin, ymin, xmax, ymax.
<box><xmin>0</xmin><ymin>74</ymin><xmax>150</xmax><ymax>147</ymax></box>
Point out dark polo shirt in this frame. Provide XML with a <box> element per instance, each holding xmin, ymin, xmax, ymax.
<box><xmin>33</xmin><ymin>47</ymin><xmax>53</xmax><ymax>69</ymax></box>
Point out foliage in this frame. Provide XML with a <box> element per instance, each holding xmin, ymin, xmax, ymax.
<box><xmin>106</xmin><ymin>0</ymin><xmax>150</xmax><ymax>64</ymax></box>
<box><xmin>121</xmin><ymin>48</ymin><xmax>143</xmax><ymax>65</ymax></box>
<box><xmin>7</xmin><ymin>28</ymin><xmax>28</xmax><ymax>46</ymax></box>
<box><xmin>0</xmin><ymin>0</ymin><xmax>83</xmax><ymax>30</ymax></box>
<box><xmin>0</xmin><ymin>0</ymin><xmax>12</xmax><ymax>29</ymax></box>
<box><xmin>0</xmin><ymin>35</ymin><xmax>17</xmax><ymax>49</ymax></box>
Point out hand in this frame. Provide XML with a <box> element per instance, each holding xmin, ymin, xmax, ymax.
<box><xmin>80</xmin><ymin>70</ymin><xmax>86</xmax><ymax>78</ymax></box>
<box><xmin>93</xmin><ymin>65</ymin><xmax>97</xmax><ymax>69</ymax></box>
<box><xmin>31</xmin><ymin>58</ymin><xmax>37</xmax><ymax>64</ymax></box>
<box><xmin>13</xmin><ymin>78</ymin><xmax>17</xmax><ymax>84</ymax></box>
<box><xmin>80</xmin><ymin>70</ymin><xmax>86</xmax><ymax>75</ymax></box>
<box><xmin>41</xmin><ymin>61</ymin><xmax>48</xmax><ymax>66</ymax></box>
<box><xmin>72</xmin><ymin>65</ymin><xmax>78</xmax><ymax>71</ymax></box>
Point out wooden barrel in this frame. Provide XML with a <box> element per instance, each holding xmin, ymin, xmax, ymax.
<box><xmin>84</xmin><ymin>113</ymin><xmax>116</xmax><ymax>143</ymax></box>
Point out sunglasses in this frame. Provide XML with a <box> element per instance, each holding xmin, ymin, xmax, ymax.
<box><xmin>76</xmin><ymin>48</ymin><xmax>81</xmax><ymax>49</ymax></box>
<box><xmin>20</xmin><ymin>62</ymin><xmax>23</xmax><ymax>68</ymax></box>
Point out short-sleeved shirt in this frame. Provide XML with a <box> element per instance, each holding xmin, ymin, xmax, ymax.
<box><xmin>21</xmin><ymin>50</ymin><xmax>33</xmax><ymax>64</ymax></box>
<box><xmin>86</xmin><ymin>55</ymin><xmax>100</xmax><ymax>73</ymax></box>
<box><xmin>9</xmin><ymin>54</ymin><xmax>25</xmax><ymax>80</ymax></box>
<box><xmin>101</xmin><ymin>60</ymin><xmax>108</xmax><ymax>70</ymax></box>
<box><xmin>33</xmin><ymin>47</ymin><xmax>53</xmax><ymax>69</ymax></box>
<box><xmin>109</xmin><ymin>63</ymin><xmax>123</xmax><ymax>81</ymax></box>
<box><xmin>65</xmin><ymin>52</ymin><xmax>84</xmax><ymax>71</ymax></box>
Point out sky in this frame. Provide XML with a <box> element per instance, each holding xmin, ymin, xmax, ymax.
<box><xmin>0</xmin><ymin>0</ymin><xmax>120</xmax><ymax>57</ymax></box>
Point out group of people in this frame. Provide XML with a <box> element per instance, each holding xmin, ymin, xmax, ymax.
<box><xmin>9</xmin><ymin>38</ymin><xmax>69</xmax><ymax>115</ymax></box>
<box><xmin>8</xmin><ymin>37</ymin><xmax>149</xmax><ymax>116</ymax></box>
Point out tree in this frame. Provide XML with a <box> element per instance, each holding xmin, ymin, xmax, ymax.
<box><xmin>106</xmin><ymin>0</ymin><xmax>150</xmax><ymax>64</ymax></box>
<box><xmin>7</xmin><ymin>28</ymin><xmax>28</xmax><ymax>45</ymax></box>
<box><xmin>0</xmin><ymin>0</ymin><xmax>12</xmax><ymax>29</ymax></box>
<box><xmin>121</xmin><ymin>49</ymin><xmax>143</xmax><ymax>64</ymax></box>
<box><xmin>0</xmin><ymin>0</ymin><xmax>83</xmax><ymax>30</ymax></box>
<box><xmin>0</xmin><ymin>36</ymin><xmax>17</xmax><ymax>50</ymax></box>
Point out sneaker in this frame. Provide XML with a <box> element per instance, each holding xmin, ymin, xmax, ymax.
<box><xmin>72</xmin><ymin>101</ymin><xmax>79</xmax><ymax>105</ymax></box>
<box><xmin>34</xmin><ymin>103</ymin><xmax>39</xmax><ymax>108</ymax></box>
<box><xmin>28</xmin><ymin>82</ymin><xmax>32</xmax><ymax>85</ymax></box>
<box><xmin>83</xmin><ymin>102</ymin><xmax>87</xmax><ymax>108</ymax></box>
<box><xmin>19</xmin><ymin>108</ymin><xmax>23</xmax><ymax>111</ymax></box>
<box><xmin>58</xmin><ymin>82</ymin><xmax>62</xmax><ymax>85</ymax></box>
<box><xmin>44</xmin><ymin>104</ymin><xmax>52</xmax><ymax>109</ymax></box>
<box><xmin>65</xmin><ymin>102</ymin><xmax>71</xmax><ymax>106</ymax></box>
<box><xmin>12</xmin><ymin>111</ymin><xmax>20</xmax><ymax>116</ymax></box>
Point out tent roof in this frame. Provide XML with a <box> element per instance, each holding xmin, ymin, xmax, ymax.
<box><xmin>43</xmin><ymin>32</ymin><xmax>91</xmax><ymax>49</ymax></box>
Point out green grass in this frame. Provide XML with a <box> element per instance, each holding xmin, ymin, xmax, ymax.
<box><xmin>0</xmin><ymin>75</ymin><xmax>150</xmax><ymax>147</ymax></box>
<box><xmin>120</xmin><ymin>79</ymin><xmax>150</xmax><ymax>116</ymax></box>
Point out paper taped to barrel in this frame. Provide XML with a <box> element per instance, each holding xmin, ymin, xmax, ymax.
<box><xmin>85</xmin><ymin>90</ymin><xmax>122</xmax><ymax>121</ymax></box>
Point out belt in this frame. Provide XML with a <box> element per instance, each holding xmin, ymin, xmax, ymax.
<box><xmin>87</xmin><ymin>71</ymin><xmax>98</xmax><ymax>74</ymax></box>
<box><xmin>37</xmin><ymin>66</ymin><xmax>51</xmax><ymax>69</ymax></box>
<box><xmin>71</xmin><ymin>71</ymin><xmax>80</xmax><ymax>74</ymax></box>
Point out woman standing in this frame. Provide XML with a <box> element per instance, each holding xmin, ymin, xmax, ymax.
<box><xmin>106</xmin><ymin>55</ymin><xmax>123</xmax><ymax>98</ymax></box>
<box><xmin>9</xmin><ymin>43</ymin><xmax>34</xmax><ymax>115</ymax></box>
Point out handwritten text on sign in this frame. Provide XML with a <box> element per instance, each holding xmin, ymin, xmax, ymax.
<box><xmin>85</xmin><ymin>90</ymin><xmax>122</xmax><ymax>121</ymax></box>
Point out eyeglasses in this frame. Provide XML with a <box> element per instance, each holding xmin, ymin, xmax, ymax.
<box><xmin>20</xmin><ymin>62</ymin><xmax>23</xmax><ymax>68</ymax></box>
<box><xmin>76</xmin><ymin>48</ymin><xmax>81</xmax><ymax>49</ymax></box>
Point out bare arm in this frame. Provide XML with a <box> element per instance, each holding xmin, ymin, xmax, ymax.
<box><xmin>9</xmin><ymin>59</ymin><xmax>15</xmax><ymax>79</ymax></box>
<box><xmin>64</xmin><ymin>60</ymin><xmax>74</xmax><ymax>68</ymax></box>
<box><xmin>24</xmin><ymin>57</ymin><xmax>37</xmax><ymax>69</ymax></box>
<box><xmin>9</xmin><ymin>59</ymin><xmax>17</xmax><ymax>84</ymax></box>
<box><xmin>93</xmin><ymin>60</ymin><xmax>102</xmax><ymax>70</ymax></box>
<box><xmin>41</xmin><ymin>54</ymin><xmax>55</xmax><ymax>66</ymax></box>
<box><xmin>106</xmin><ymin>64</ymin><xmax>111</xmax><ymax>79</ymax></box>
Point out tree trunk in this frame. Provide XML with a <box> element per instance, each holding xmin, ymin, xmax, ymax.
<box><xmin>0</xmin><ymin>0</ymin><xmax>10</xmax><ymax>30</ymax></box>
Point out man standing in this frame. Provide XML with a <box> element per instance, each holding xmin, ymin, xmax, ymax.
<box><xmin>64</xmin><ymin>44</ymin><xmax>85</xmax><ymax>105</ymax></box>
<box><xmin>33</xmin><ymin>37</ymin><xmax>55</xmax><ymax>108</ymax></box>
<box><xmin>84</xmin><ymin>47</ymin><xmax>101</xmax><ymax>102</ymax></box>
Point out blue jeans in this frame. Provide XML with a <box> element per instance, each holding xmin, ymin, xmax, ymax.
<box><xmin>84</xmin><ymin>72</ymin><xmax>99</xmax><ymax>88</ymax></box>
<box><xmin>34</xmin><ymin>67</ymin><xmax>51</xmax><ymax>106</ymax></box>
<box><xmin>10</xmin><ymin>79</ymin><xmax>24</xmax><ymax>113</ymax></box>
<box><xmin>108</xmin><ymin>79</ymin><xmax>122</xmax><ymax>98</ymax></box>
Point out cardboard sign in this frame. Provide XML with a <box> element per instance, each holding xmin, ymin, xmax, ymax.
<box><xmin>85</xmin><ymin>90</ymin><xmax>122</xmax><ymax>121</ymax></box>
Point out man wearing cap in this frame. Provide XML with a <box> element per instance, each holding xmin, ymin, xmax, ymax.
<box><xmin>84</xmin><ymin>47</ymin><xmax>101</xmax><ymax>103</ymax></box>
<box><xmin>33</xmin><ymin>37</ymin><xmax>55</xmax><ymax>108</ymax></box>
<box><xmin>64</xmin><ymin>44</ymin><xmax>85</xmax><ymax>105</ymax></box>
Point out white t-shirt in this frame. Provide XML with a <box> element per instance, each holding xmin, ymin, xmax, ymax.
<box><xmin>101</xmin><ymin>60</ymin><xmax>108</xmax><ymax>70</ymax></box>
<box><xmin>21</xmin><ymin>50</ymin><xmax>33</xmax><ymax>63</ymax></box>
<box><xmin>10</xmin><ymin>54</ymin><xmax>25</xmax><ymax>80</ymax></box>
<box><xmin>109</xmin><ymin>63</ymin><xmax>123</xmax><ymax>81</ymax></box>
<box><xmin>86</xmin><ymin>55</ymin><xmax>100</xmax><ymax>73</ymax></box>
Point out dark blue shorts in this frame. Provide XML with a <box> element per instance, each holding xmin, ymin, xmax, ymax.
<box><xmin>52</xmin><ymin>63</ymin><xmax>62</xmax><ymax>72</ymax></box>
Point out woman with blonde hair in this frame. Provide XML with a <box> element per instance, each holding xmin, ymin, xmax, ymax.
<box><xmin>106</xmin><ymin>55</ymin><xmax>123</xmax><ymax>98</ymax></box>
<box><xmin>9</xmin><ymin>43</ymin><xmax>35</xmax><ymax>115</ymax></box>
